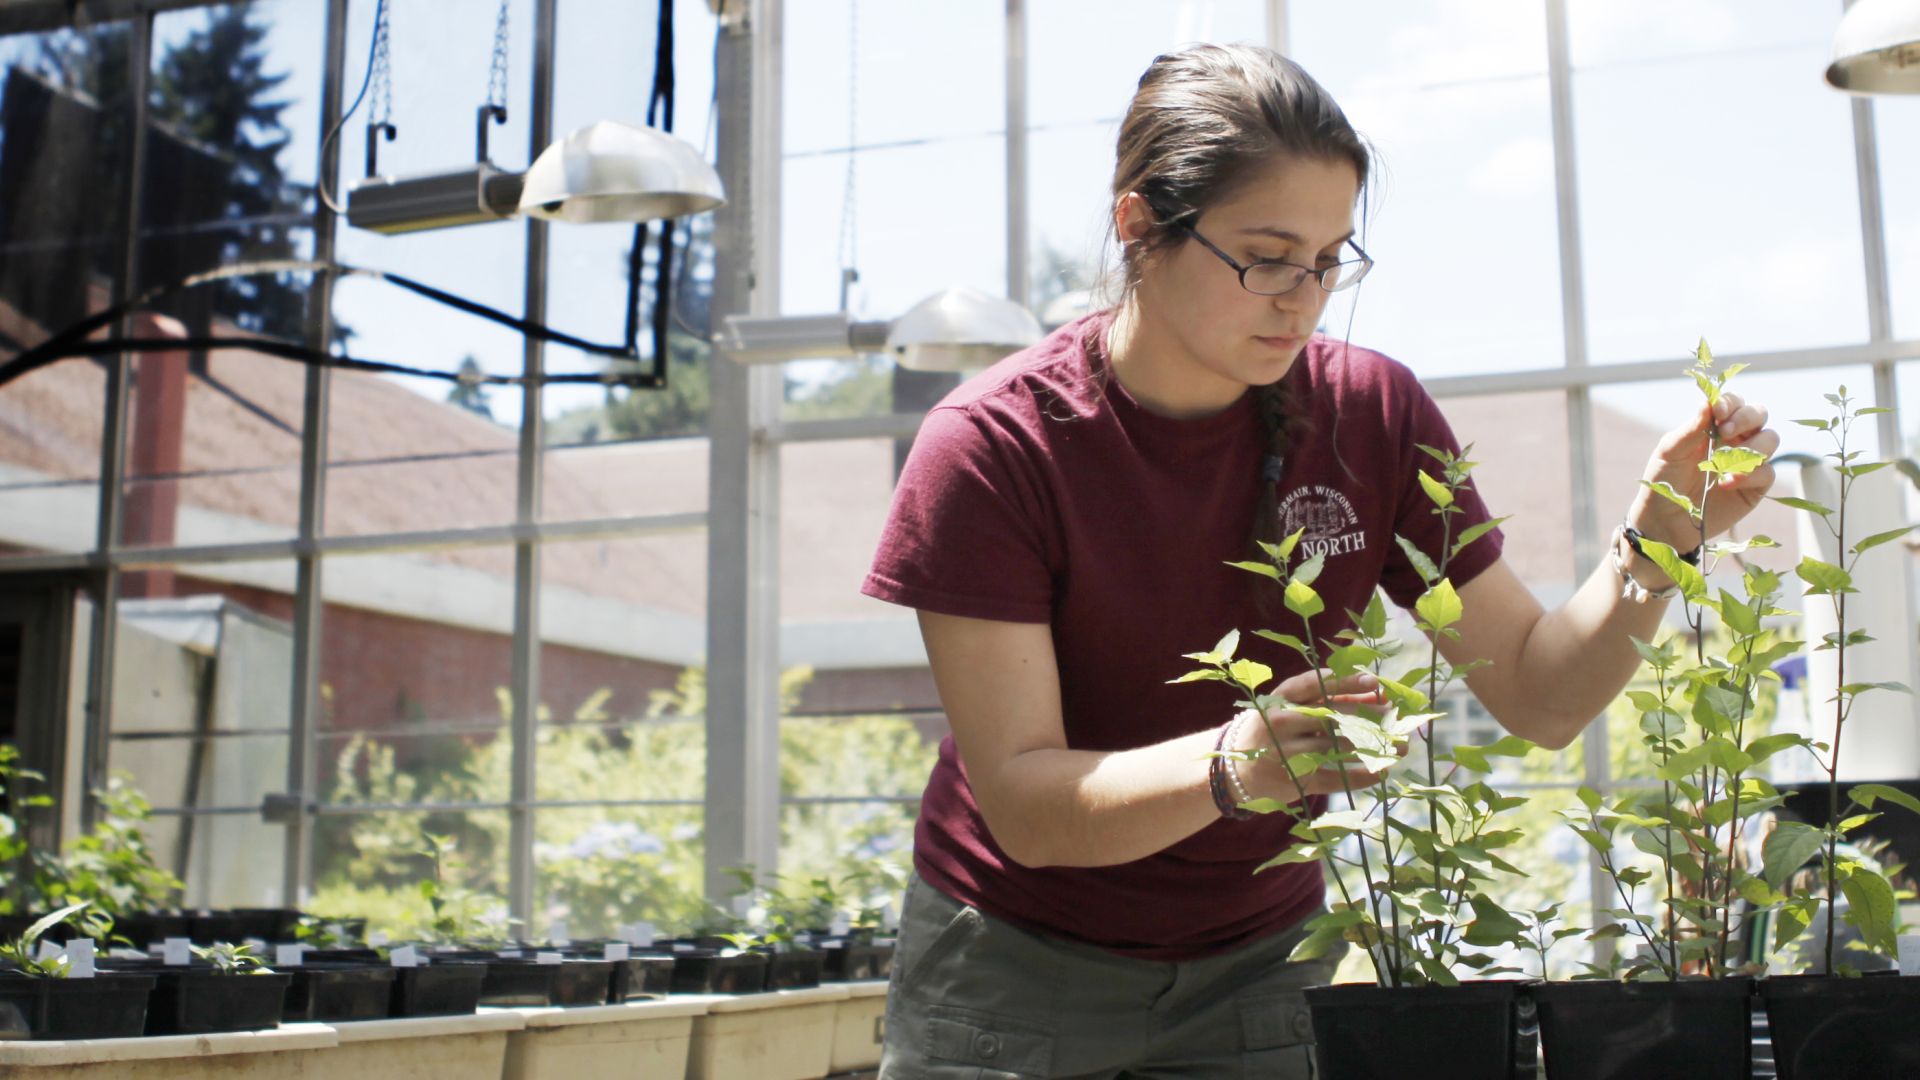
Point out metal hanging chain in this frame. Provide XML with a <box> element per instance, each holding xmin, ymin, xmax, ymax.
<box><xmin>487</xmin><ymin>0</ymin><xmax>511</xmax><ymax>114</ymax></box>
<box><xmin>836</xmin><ymin>0</ymin><xmax>860</xmax><ymax>301</ymax></box>
<box><xmin>369</xmin><ymin>0</ymin><xmax>396</xmax><ymax>131</ymax></box>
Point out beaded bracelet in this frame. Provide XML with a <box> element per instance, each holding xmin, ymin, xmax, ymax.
<box><xmin>1611</xmin><ymin>524</ymin><xmax>1678</xmax><ymax>603</ymax></box>
<box><xmin>1209</xmin><ymin>715</ymin><xmax>1254</xmax><ymax>820</ymax></box>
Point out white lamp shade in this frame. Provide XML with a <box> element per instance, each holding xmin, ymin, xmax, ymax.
<box><xmin>885</xmin><ymin>287</ymin><xmax>1043</xmax><ymax>372</ymax></box>
<box><xmin>1826</xmin><ymin>0</ymin><xmax>1920</xmax><ymax>94</ymax></box>
<box><xmin>518</xmin><ymin>120</ymin><xmax>726</xmax><ymax>223</ymax></box>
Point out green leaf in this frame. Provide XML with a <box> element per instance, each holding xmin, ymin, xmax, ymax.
<box><xmin>1359</xmin><ymin>592</ymin><xmax>1388</xmax><ymax>640</ymax></box>
<box><xmin>1774</xmin><ymin>897</ymin><xmax>1817</xmax><ymax>954</ymax></box>
<box><xmin>1772</xmin><ymin>495</ymin><xmax>1836</xmax><ymax>515</ymax></box>
<box><xmin>1840</xmin><ymin>869</ymin><xmax>1898</xmax><ymax>955</ymax></box>
<box><xmin>1638</xmin><ymin>538</ymin><xmax>1708</xmax><ymax>602</ymax></box>
<box><xmin>1166</xmin><ymin>669</ymin><xmax>1226</xmax><ymax>684</ymax></box>
<box><xmin>1184</xmin><ymin>629</ymin><xmax>1239</xmax><ymax>666</ymax></box>
<box><xmin>1226</xmin><ymin>658</ymin><xmax>1273</xmax><ymax>693</ymax></box>
<box><xmin>1417</xmin><ymin>469</ymin><xmax>1455</xmax><ymax>509</ymax></box>
<box><xmin>1796</xmin><ymin>557</ymin><xmax>1854</xmax><ymax>595</ymax></box>
<box><xmin>1691</xmin><ymin>367</ymin><xmax>1720</xmax><ymax>406</ymax></box>
<box><xmin>23</xmin><ymin>902</ymin><xmax>89</xmax><ymax>948</ymax></box>
<box><xmin>1761</xmin><ymin>820</ymin><xmax>1827</xmax><ymax>890</ymax></box>
<box><xmin>1225</xmin><ymin>560</ymin><xmax>1282</xmax><ymax>581</ymax></box>
<box><xmin>1462</xmin><ymin>894</ymin><xmax>1526</xmax><ymax>947</ymax></box>
<box><xmin>1851</xmin><ymin>526</ymin><xmax>1914</xmax><ymax>556</ymax></box>
<box><xmin>1850</xmin><ymin>783</ymin><xmax>1920</xmax><ymax>818</ymax></box>
<box><xmin>1451</xmin><ymin>516</ymin><xmax>1509</xmax><ymax>557</ymax></box>
<box><xmin>1791</xmin><ymin>418</ymin><xmax>1832</xmax><ymax>432</ymax></box>
<box><xmin>1293</xmin><ymin>551</ymin><xmax>1327</xmax><ymax>588</ymax></box>
<box><xmin>1289</xmin><ymin>922</ymin><xmax>1353</xmax><ymax>962</ymax></box>
<box><xmin>1394</xmin><ymin>535</ymin><xmax>1440</xmax><ymax>586</ymax></box>
<box><xmin>1642</xmin><ymin>481</ymin><xmax>1698</xmax><ymax>518</ymax></box>
<box><xmin>1744</xmin><ymin>732</ymin><xmax>1809</xmax><ymax>768</ymax></box>
<box><xmin>1702</xmin><ymin>445</ymin><xmax>1767</xmax><ymax>477</ymax></box>
<box><xmin>1415</xmin><ymin>579</ymin><xmax>1463</xmax><ymax>632</ymax></box>
<box><xmin>1719</xmin><ymin>589</ymin><xmax>1759</xmax><ymax>636</ymax></box>
<box><xmin>1284</xmin><ymin>579</ymin><xmax>1324</xmax><ymax>619</ymax></box>
<box><xmin>1253</xmin><ymin>630</ymin><xmax>1312</xmax><ymax>657</ymax></box>
<box><xmin>1576</xmin><ymin>785</ymin><xmax>1602</xmax><ymax>811</ymax></box>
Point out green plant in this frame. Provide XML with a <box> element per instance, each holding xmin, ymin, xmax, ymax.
<box><xmin>1179</xmin><ymin>445</ymin><xmax>1537</xmax><ymax>987</ymax></box>
<box><xmin>1761</xmin><ymin>384</ymin><xmax>1920</xmax><ymax>973</ymax></box>
<box><xmin>0</xmin><ymin>745</ymin><xmax>54</xmax><ymax>915</ymax></box>
<box><xmin>191</xmin><ymin>941</ymin><xmax>268</xmax><ymax>974</ymax></box>
<box><xmin>32</xmin><ymin>773</ymin><xmax>182</xmax><ymax>916</ymax></box>
<box><xmin>1564</xmin><ymin>343</ymin><xmax>1799</xmax><ymax>980</ymax></box>
<box><xmin>417</xmin><ymin>832</ymin><xmax>512</xmax><ymax>945</ymax></box>
<box><xmin>0</xmin><ymin>902</ymin><xmax>91</xmax><ymax>977</ymax></box>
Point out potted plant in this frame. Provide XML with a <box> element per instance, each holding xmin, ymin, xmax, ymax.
<box><xmin>1749</xmin><ymin>384</ymin><xmax>1920</xmax><ymax>1080</ymax></box>
<box><xmin>1530</xmin><ymin>344</ymin><xmax>1792</xmax><ymax>1080</ymax></box>
<box><xmin>134</xmin><ymin>940</ymin><xmax>293</xmax><ymax>1035</ymax></box>
<box><xmin>1179</xmin><ymin>444</ymin><xmax>1539</xmax><ymax>1078</ymax></box>
<box><xmin>0</xmin><ymin>902</ymin><xmax>154</xmax><ymax>1040</ymax></box>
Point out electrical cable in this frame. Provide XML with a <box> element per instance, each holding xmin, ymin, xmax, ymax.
<box><xmin>317</xmin><ymin>0</ymin><xmax>392</xmax><ymax>215</ymax></box>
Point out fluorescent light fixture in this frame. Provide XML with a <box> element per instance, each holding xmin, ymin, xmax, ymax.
<box><xmin>718</xmin><ymin>288</ymin><xmax>1043</xmax><ymax>372</ymax></box>
<box><xmin>886</xmin><ymin>287</ymin><xmax>1044</xmax><ymax>372</ymax></box>
<box><xmin>1827</xmin><ymin>0</ymin><xmax>1920</xmax><ymax>94</ymax></box>
<box><xmin>520</xmin><ymin>120</ymin><xmax>726</xmax><ymax>223</ymax></box>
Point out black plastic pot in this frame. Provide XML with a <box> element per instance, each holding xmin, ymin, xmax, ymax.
<box><xmin>1306</xmin><ymin>980</ymin><xmax>1525</xmax><ymax>1080</ymax></box>
<box><xmin>669</xmin><ymin>950</ymin><xmax>770</xmax><ymax>995</ymax></box>
<box><xmin>818</xmin><ymin>938</ymin><xmax>894</xmax><ymax>982</ymax></box>
<box><xmin>1533</xmin><ymin>977</ymin><xmax>1753</xmax><ymax>1080</ymax></box>
<box><xmin>280</xmin><ymin>963</ymin><xmax>397</xmax><ymax>1022</ymax></box>
<box><xmin>113</xmin><ymin>911</ymin><xmax>193</xmax><ymax>948</ymax></box>
<box><xmin>144</xmin><ymin>968</ymin><xmax>293</xmax><ymax>1035</ymax></box>
<box><xmin>1760</xmin><ymin>972</ymin><xmax>1920</xmax><ymax>1079</ymax></box>
<box><xmin>606</xmin><ymin>956</ymin><xmax>675</xmax><ymax>1003</ymax></box>
<box><xmin>187</xmin><ymin>910</ymin><xmax>252</xmax><ymax>945</ymax></box>
<box><xmin>231</xmin><ymin>908</ymin><xmax>303</xmax><ymax>944</ymax></box>
<box><xmin>763</xmin><ymin>947</ymin><xmax>825</xmax><ymax>990</ymax></box>
<box><xmin>0</xmin><ymin>972</ymin><xmax>155</xmax><ymax>1040</ymax></box>
<box><xmin>389</xmin><ymin>963</ymin><xmax>487</xmax><ymax>1018</ymax></box>
<box><xmin>477</xmin><ymin>959</ymin><xmax>616</xmax><ymax>1007</ymax></box>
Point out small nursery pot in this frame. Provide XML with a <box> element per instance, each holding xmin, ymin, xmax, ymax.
<box><xmin>668</xmin><ymin>949</ymin><xmax>770</xmax><ymax>995</ymax></box>
<box><xmin>143</xmin><ymin>967</ymin><xmax>293</xmax><ymax>1035</ymax></box>
<box><xmin>605</xmin><ymin>955</ymin><xmax>675</xmax><ymax>1003</ymax></box>
<box><xmin>1306</xmin><ymin>980</ymin><xmax>1526</xmax><ymax>1080</ymax></box>
<box><xmin>477</xmin><ymin>958</ymin><xmax>615</xmax><ymax>1007</ymax></box>
<box><xmin>389</xmin><ymin>962</ymin><xmax>487</xmax><ymax>1018</ymax></box>
<box><xmin>280</xmin><ymin>962</ymin><xmax>397</xmax><ymax>1022</ymax></box>
<box><xmin>1532</xmin><ymin>977</ymin><xmax>1753</xmax><ymax>1080</ymax></box>
<box><xmin>0</xmin><ymin>971</ymin><xmax>155</xmax><ymax>1040</ymax></box>
<box><xmin>1760</xmin><ymin>972</ymin><xmax>1920</xmax><ymax>1080</ymax></box>
<box><xmin>816</xmin><ymin>936</ymin><xmax>895</xmax><ymax>982</ymax></box>
<box><xmin>762</xmin><ymin>947</ymin><xmax>826</xmax><ymax>990</ymax></box>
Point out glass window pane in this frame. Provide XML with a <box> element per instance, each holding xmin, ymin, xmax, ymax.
<box><xmin>1569</xmin><ymin>0</ymin><xmax>1867</xmax><ymax>362</ymax></box>
<box><xmin>109</xmin><ymin>560</ymin><xmax>294</xmax><ymax>908</ymax></box>
<box><xmin>310</xmin><ymin>809</ymin><xmax>511</xmax><ymax>941</ymax></box>
<box><xmin>1433</xmin><ymin>391</ymin><xmax>1576</xmax><ymax>595</ymax></box>
<box><xmin>1879</xmin><ymin>97</ymin><xmax>1920</xmax><ymax>341</ymax></box>
<box><xmin>1293</xmin><ymin>1</ymin><xmax>1564</xmax><ymax>376</ymax></box>
<box><xmin>0</xmin><ymin>23</ymin><xmax>131</xmax><ymax>554</ymax></box>
<box><xmin>537</xmin><ymin>805</ymin><xmax>704</xmax><ymax>941</ymax></box>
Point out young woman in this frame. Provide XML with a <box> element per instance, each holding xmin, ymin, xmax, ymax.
<box><xmin>861</xmin><ymin>43</ymin><xmax>1777</xmax><ymax>1079</ymax></box>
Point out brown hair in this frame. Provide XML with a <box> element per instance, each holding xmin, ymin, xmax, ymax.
<box><xmin>1107</xmin><ymin>43</ymin><xmax>1371</xmax><ymax>580</ymax></box>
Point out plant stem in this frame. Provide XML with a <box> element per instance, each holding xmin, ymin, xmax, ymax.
<box><xmin>1824</xmin><ymin>413</ymin><xmax>1851</xmax><ymax>974</ymax></box>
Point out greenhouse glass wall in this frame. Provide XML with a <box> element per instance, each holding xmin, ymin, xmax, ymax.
<box><xmin>0</xmin><ymin>0</ymin><xmax>1915</xmax><ymax>964</ymax></box>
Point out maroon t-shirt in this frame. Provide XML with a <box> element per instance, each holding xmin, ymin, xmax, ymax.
<box><xmin>861</xmin><ymin>312</ymin><xmax>1504</xmax><ymax>961</ymax></box>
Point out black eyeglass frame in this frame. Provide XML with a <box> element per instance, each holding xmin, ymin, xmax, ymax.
<box><xmin>1171</xmin><ymin>218</ymin><xmax>1374</xmax><ymax>297</ymax></box>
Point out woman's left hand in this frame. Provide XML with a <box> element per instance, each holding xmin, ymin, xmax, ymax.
<box><xmin>1629</xmin><ymin>391</ymin><xmax>1780</xmax><ymax>549</ymax></box>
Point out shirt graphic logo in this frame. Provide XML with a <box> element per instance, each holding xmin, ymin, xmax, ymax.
<box><xmin>1277</xmin><ymin>485</ymin><xmax>1367</xmax><ymax>559</ymax></box>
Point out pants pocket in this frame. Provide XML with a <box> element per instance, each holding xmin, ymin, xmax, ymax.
<box><xmin>925</xmin><ymin>1004</ymin><xmax>1055</xmax><ymax>1078</ymax></box>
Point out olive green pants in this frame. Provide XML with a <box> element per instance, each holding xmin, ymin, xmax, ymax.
<box><xmin>879</xmin><ymin>875</ymin><xmax>1340</xmax><ymax>1079</ymax></box>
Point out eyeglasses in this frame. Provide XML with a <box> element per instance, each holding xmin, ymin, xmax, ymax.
<box><xmin>1172</xmin><ymin>219</ymin><xmax>1373</xmax><ymax>296</ymax></box>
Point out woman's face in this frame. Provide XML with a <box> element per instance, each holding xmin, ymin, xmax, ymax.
<box><xmin>1120</xmin><ymin>154</ymin><xmax>1361</xmax><ymax>417</ymax></box>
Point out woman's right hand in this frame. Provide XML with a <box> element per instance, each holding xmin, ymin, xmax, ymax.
<box><xmin>1234</xmin><ymin>669</ymin><xmax>1396</xmax><ymax>804</ymax></box>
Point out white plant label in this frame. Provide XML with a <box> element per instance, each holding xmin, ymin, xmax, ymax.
<box><xmin>880</xmin><ymin>901</ymin><xmax>898</xmax><ymax>930</ymax></box>
<box><xmin>1900</xmin><ymin>935</ymin><xmax>1920</xmax><ymax>978</ymax></box>
<box><xmin>536</xmin><ymin>951</ymin><xmax>563</xmax><ymax>965</ymax></box>
<box><xmin>604</xmin><ymin>943</ymin><xmax>630</xmax><ymax>963</ymax></box>
<box><xmin>163</xmin><ymin>938</ymin><xmax>192</xmax><ymax>966</ymax></box>
<box><xmin>390</xmin><ymin>945</ymin><xmax>419</xmax><ymax>968</ymax></box>
<box><xmin>35</xmin><ymin>940</ymin><xmax>60</xmax><ymax>963</ymax></box>
<box><xmin>368</xmin><ymin>931</ymin><xmax>390</xmax><ymax>947</ymax></box>
<box><xmin>830</xmin><ymin>914</ymin><xmax>852</xmax><ymax>937</ymax></box>
<box><xmin>633</xmin><ymin>921</ymin><xmax>655</xmax><ymax>947</ymax></box>
<box><xmin>548</xmin><ymin>921</ymin><xmax>569</xmax><ymax>946</ymax></box>
<box><xmin>64</xmin><ymin>939</ymin><xmax>95</xmax><ymax>978</ymax></box>
<box><xmin>498</xmin><ymin>949</ymin><xmax>525</xmax><ymax>959</ymax></box>
<box><xmin>275</xmin><ymin>944</ymin><xmax>306</xmax><ymax>967</ymax></box>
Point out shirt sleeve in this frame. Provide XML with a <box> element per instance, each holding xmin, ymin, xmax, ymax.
<box><xmin>1377</xmin><ymin>370</ymin><xmax>1506</xmax><ymax>610</ymax></box>
<box><xmin>861</xmin><ymin>404</ymin><xmax>1057</xmax><ymax>624</ymax></box>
